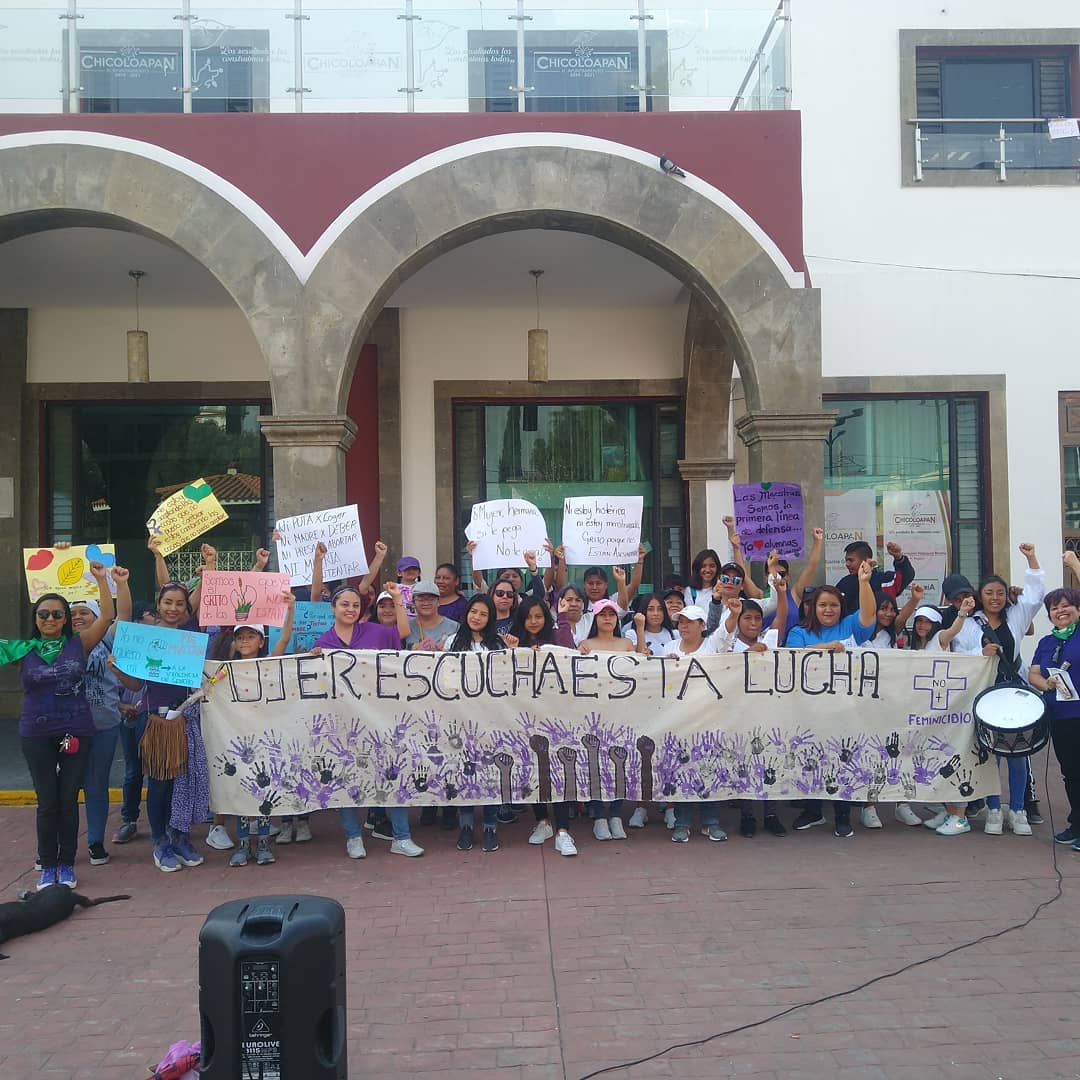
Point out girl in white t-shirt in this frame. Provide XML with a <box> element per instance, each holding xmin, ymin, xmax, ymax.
<box><xmin>623</xmin><ymin>593</ymin><xmax>678</xmax><ymax>654</ymax></box>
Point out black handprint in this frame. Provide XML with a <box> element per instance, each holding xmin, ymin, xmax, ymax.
<box><xmin>662</xmin><ymin>781</ymin><xmax>677</xmax><ymax>797</ymax></box>
<box><xmin>447</xmin><ymin>720</ymin><xmax>464</xmax><ymax>752</ymax></box>
<box><xmin>801</xmin><ymin>749</ymin><xmax>820</xmax><ymax>773</ymax></box>
<box><xmin>825</xmin><ymin>769</ymin><xmax>839</xmax><ymax>795</ymax></box>
<box><xmin>412</xmin><ymin>768</ymin><xmax>429</xmax><ymax>793</ymax></box>
<box><xmin>677</xmin><ymin>740</ymin><xmax>691</xmax><ymax>766</ymax></box>
<box><xmin>444</xmin><ymin>779</ymin><xmax>459</xmax><ymax>801</ymax></box>
<box><xmin>385</xmin><ymin>764</ymin><xmax>400</xmax><ymax>781</ymax></box>
<box><xmin>939</xmin><ymin>754</ymin><xmax>960</xmax><ymax>780</ymax></box>
<box><xmin>886</xmin><ymin>732</ymin><xmax>901</xmax><ymax>759</ymax></box>
<box><xmin>736</xmin><ymin>759</ymin><xmax>750</xmax><ymax>780</ymax></box>
<box><xmin>838</xmin><ymin>738</ymin><xmax>856</xmax><ymax>764</ymax></box>
<box><xmin>901</xmin><ymin>772</ymin><xmax>916</xmax><ymax>800</ymax></box>
<box><xmin>763</xmin><ymin>759</ymin><xmax>777</xmax><ymax>786</ymax></box>
<box><xmin>462</xmin><ymin>759</ymin><xmax>476</xmax><ymax>777</ymax></box>
<box><xmin>258</xmin><ymin>791</ymin><xmax>282</xmax><ymax>817</ymax></box>
<box><xmin>971</xmin><ymin>742</ymin><xmax>990</xmax><ymax>766</ymax></box>
<box><xmin>956</xmin><ymin>769</ymin><xmax>974</xmax><ymax>799</ymax></box>
<box><xmin>750</xmin><ymin>727</ymin><xmax>765</xmax><ymax>756</ymax></box>
<box><xmin>253</xmin><ymin>761</ymin><xmax>271</xmax><ymax>789</ymax></box>
<box><xmin>214</xmin><ymin>754</ymin><xmax>237</xmax><ymax>778</ymax></box>
<box><xmin>313</xmin><ymin>756</ymin><xmax>335</xmax><ymax>785</ymax></box>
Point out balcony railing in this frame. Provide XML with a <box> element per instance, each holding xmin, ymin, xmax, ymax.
<box><xmin>0</xmin><ymin>0</ymin><xmax>793</xmax><ymax>114</ymax></box>
<box><xmin>909</xmin><ymin>117</ymin><xmax>1080</xmax><ymax>182</ymax></box>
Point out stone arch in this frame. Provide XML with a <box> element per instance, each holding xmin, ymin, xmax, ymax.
<box><xmin>0</xmin><ymin>136</ymin><xmax>304</xmax><ymax>384</ymax></box>
<box><xmin>301</xmin><ymin>136</ymin><xmax>819</xmax><ymax>423</ymax></box>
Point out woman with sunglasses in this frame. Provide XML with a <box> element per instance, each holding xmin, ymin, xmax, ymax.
<box><xmin>5</xmin><ymin>560</ymin><xmax>116</xmax><ymax>890</ymax></box>
<box><xmin>489</xmin><ymin>580</ymin><xmax>520</xmax><ymax>638</ymax></box>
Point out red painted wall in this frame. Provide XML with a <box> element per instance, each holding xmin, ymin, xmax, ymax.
<box><xmin>345</xmin><ymin>344</ymin><xmax>380</xmax><ymax>562</ymax></box>
<box><xmin>0</xmin><ymin>112</ymin><xmax>806</xmax><ymax>271</ymax></box>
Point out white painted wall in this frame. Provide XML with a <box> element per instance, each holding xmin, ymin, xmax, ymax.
<box><xmin>27</xmin><ymin>304</ymin><xmax>267</xmax><ymax>383</ymax></box>
<box><xmin>792</xmin><ymin>0</ymin><xmax>1080</xmax><ymax>595</ymax></box>
<box><xmin>398</xmin><ymin>302</ymin><xmax>687</xmax><ymax>572</ymax></box>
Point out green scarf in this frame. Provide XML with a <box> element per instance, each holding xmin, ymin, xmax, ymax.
<box><xmin>1052</xmin><ymin>621</ymin><xmax>1078</xmax><ymax>641</ymax></box>
<box><xmin>0</xmin><ymin>637</ymin><xmax>66</xmax><ymax>667</ymax></box>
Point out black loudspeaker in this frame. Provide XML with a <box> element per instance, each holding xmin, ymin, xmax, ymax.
<box><xmin>198</xmin><ymin>895</ymin><xmax>347</xmax><ymax>1079</ymax></box>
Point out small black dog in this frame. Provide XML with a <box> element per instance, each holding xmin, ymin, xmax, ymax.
<box><xmin>0</xmin><ymin>888</ymin><xmax>130</xmax><ymax>958</ymax></box>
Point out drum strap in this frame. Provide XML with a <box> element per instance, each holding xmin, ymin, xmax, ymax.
<box><xmin>978</xmin><ymin>621</ymin><xmax>1024</xmax><ymax>684</ymax></box>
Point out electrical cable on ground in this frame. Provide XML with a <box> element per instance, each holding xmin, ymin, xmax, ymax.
<box><xmin>578</xmin><ymin>752</ymin><xmax>1067</xmax><ymax>1080</ymax></box>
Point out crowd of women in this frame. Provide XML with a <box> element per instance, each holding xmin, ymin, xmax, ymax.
<box><xmin>9</xmin><ymin>517</ymin><xmax>1080</xmax><ymax>892</ymax></box>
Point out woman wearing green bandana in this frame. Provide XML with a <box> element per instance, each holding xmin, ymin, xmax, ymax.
<box><xmin>6</xmin><ymin>561</ymin><xmax>116</xmax><ymax>891</ymax></box>
<box><xmin>1028</xmin><ymin>562</ymin><xmax>1080</xmax><ymax>852</ymax></box>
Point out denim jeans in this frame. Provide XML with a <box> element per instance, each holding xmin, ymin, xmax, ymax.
<box><xmin>802</xmin><ymin>799</ymin><xmax>851</xmax><ymax>822</ymax></box>
<box><xmin>459</xmin><ymin>805</ymin><xmax>498</xmax><ymax>828</ymax></box>
<box><xmin>339</xmin><ymin>806</ymin><xmax>410</xmax><ymax>840</ymax></box>
<box><xmin>147</xmin><ymin>777</ymin><xmax>174</xmax><ymax>844</ymax></box>
<box><xmin>533</xmin><ymin>802</ymin><xmax>571</xmax><ymax>830</ymax></box>
<box><xmin>674</xmin><ymin>802</ymin><xmax>720</xmax><ymax>828</ymax></box>
<box><xmin>22</xmin><ymin>734</ymin><xmax>92</xmax><ymax>867</ymax></box>
<box><xmin>118</xmin><ymin>711</ymin><xmax>147</xmax><ymax>825</ymax></box>
<box><xmin>586</xmin><ymin>800</ymin><xmax>624</xmax><ymax>819</ymax></box>
<box><xmin>82</xmin><ymin>725</ymin><xmax>120</xmax><ymax>846</ymax></box>
<box><xmin>986</xmin><ymin>754</ymin><xmax>1029</xmax><ymax>813</ymax></box>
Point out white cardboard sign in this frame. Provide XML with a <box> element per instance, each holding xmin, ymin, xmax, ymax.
<box><xmin>275</xmin><ymin>504</ymin><xmax>368</xmax><ymax>586</ymax></box>
<box><xmin>561</xmin><ymin>495</ymin><xmax>643</xmax><ymax>566</ymax></box>
<box><xmin>465</xmin><ymin>499</ymin><xmax>551</xmax><ymax>572</ymax></box>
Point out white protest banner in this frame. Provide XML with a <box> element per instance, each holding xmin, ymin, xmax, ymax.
<box><xmin>203</xmin><ymin>648</ymin><xmax>999</xmax><ymax>815</ymax></box>
<box><xmin>561</xmin><ymin>495</ymin><xmax>642</xmax><ymax>566</ymax></box>
<box><xmin>825</xmin><ymin>489</ymin><xmax>878</xmax><ymax>582</ymax></box>
<box><xmin>465</xmin><ymin>499</ymin><xmax>551</xmax><ymax>572</ymax></box>
<box><xmin>883</xmin><ymin>491</ymin><xmax>950</xmax><ymax>605</ymax></box>
<box><xmin>275</xmin><ymin>504</ymin><xmax>368</xmax><ymax>586</ymax></box>
<box><xmin>1048</xmin><ymin>117</ymin><xmax>1080</xmax><ymax>140</ymax></box>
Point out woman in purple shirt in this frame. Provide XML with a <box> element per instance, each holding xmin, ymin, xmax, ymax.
<box><xmin>313</xmin><ymin>582</ymin><xmax>424</xmax><ymax>859</ymax></box>
<box><xmin>4</xmin><ymin>561</ymin><xmax>115</xmax><ymax>891</ymax></box>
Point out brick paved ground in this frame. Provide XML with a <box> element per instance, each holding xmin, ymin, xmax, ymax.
<box><xmin>2</xmin><ymin>757</ymin><xmax>1079</xmax><ymax>1080</ymax></box>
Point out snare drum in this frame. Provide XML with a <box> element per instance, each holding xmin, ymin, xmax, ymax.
<box><xmin>972</xmin><ymin>683</ymin><xmax>1049</xmax><ymax>758</ymax></box>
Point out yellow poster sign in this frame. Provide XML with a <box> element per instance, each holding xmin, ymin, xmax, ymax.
<box><xmin>147</xmin><ymin>478</ymin><xmax>229</xmax><ymax>557</ymax></box>
<box><xmin>23</xmin><ymin>544</ymin><xmax>118</xmax><ymax>602</ymax></box>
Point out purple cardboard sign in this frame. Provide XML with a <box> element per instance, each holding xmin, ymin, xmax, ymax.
<box><xmin>733</xmin><ymin>482</ymin><xmax>805</xmax><ymax>560</ymax></box>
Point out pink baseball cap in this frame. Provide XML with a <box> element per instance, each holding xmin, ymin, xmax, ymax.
<box><xmin>591</xmin><ymin>598</ymin><xmax>620</xmax><ymax>617</ymax></box>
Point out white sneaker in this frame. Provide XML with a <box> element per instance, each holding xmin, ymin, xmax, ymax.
<box><xmin>293</xmin><ymin>820</ymin><xmax>313</xmax><ymax>843</ymax></box>
<box><xmin>593</xmin><ymin>818</ymin><xmax>612</xmax><ymax>841</ymax></box>
<box><xmin>664</xmin><ymin>807</ymin><xmax>677</xmax><ymax>830</ymax></box>
<box><xmin>390</xmin><ymin>838</ymin><xmax>425</xmax><ymax>857</ymax></box>
<box><xmin>860</xmin><ymin>806</ymin><xmax>883</xmax><ymax>829</ymax></box>
<box><xmin>1007</xmin><ymin>809</ymin><xmax>1032</xmax><ymax>836</ymax></box>
<box><xmin>894</xmin><ymin>804</ymin><xmax>922</xmax><ymax>827</ymax></box>
<box><xmin>206</xmin><ymin>824</ymin><xmax>234</xmax><ymax>850</ymax></box>
<box><xmin>935</xmin><ymin>814</ymin><xmax>971</xmax><ymax>837</ymax></box>
<box><xmin>628</xmin><ymin>807</ymin><xmax>648</xmax><ymax>829</ymax></box>
<box><xmin>346</xmin><ymin>836</ymin><xmax>367</xmax><ymax>859</ymax></box>
<box><xmin>923</xmin><ymin>809</ymin><xmax>948</xmax><ymax>830</ymax></box>
<box><xmin>984</xmin><ymin>808</ymin><xmax>1004</xmax><ymax>835</ymax></box>
<box><xmin>529</xmin><ymin>821</ymin><xmax>554</xmax><ymax>845</ymax></box>
<box><xmin>608</xmin><ymin>817</ymin><xmax>627</xmax><ymax>840</ymax></box>
<box><xmin>554</xmin><ymin>831</ymin><xmax>577</xmax><ymax>856</ymax></box>
<box><xmin>275</xmin><ymin>821</ymin><xmax>294</xmax><ymax>844</ymax></box>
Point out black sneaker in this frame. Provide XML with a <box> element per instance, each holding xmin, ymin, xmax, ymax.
<box><xmin>482</xmin><ymin>828</ymin><xmax>499</xmax><ymax>853</ymax></box>
<box><xmin>441</xmin><ymin>808</ymin><xmax>459</xmax><ymax>831</ymax></box>
<box><xmin>419</xmin><ymin>807</ymin><xmax>438</xmax><ymax>826</ymax></box>
<box><xmin>1026</xmin><ymin>800</ymin><xmax>1044</xmax><ymax>825</ymax></box>
<box><xmin>496</xmin><ymin>805</ymin><xmax>518</xmax><ymax>824</ymax></box>
<box><xmin>1054</xmin><ymin>826</ymin><xmax>1075</xmax><ymax>844</ymax></box>
<box><xmin>739</xmin><ymin>814</ymin><xmax>756</xmax><ymax>838</ymax></box>
<box><xmin>793</xmin><ymin>809</ymin><xmax>826</xmax><ymax>831</ymax></box>
<box><xmin>833</xmin><ymin>813</ymin><xmax>854</xmax><ymax>839</ymax></box>
<box><xmin>763</xmin><ymin>814</ymin><xmax>787</xmax><ymax>837</ymax></box>
<box><xmin>88</xmin><ymin>842</ymin><xmax>110</xmax><ymax>866</ymax></box>
<box><xmin>456</xmin><ymin>825</ymin><xmax>474</xmax><ymax>851</ymax></box>
<box><xmin>371</xmin><ymin>822</ymin><xmax>394</xmax><ymax>841</ymax></box>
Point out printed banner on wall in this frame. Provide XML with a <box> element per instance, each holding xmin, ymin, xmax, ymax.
<box><xmin>202</xmin><ymin>648</ymin><xmax>999</xmax><ymax>816</ymax></box>
<box><xmin>824</xmin><ymin>489</ymin><xmax>878</xmax><ymax>582</ymax></box>
<box><xmin>882</xmin><ymin>491</ymin><xmax>951</xmax><ymax>605</ymax></box>
<box><xmin>147</xmin><ymin>478</ymin><xmax>229</xmax><ymax>557</ymax></box>
<box><xmin>23</xmin><ymin>544</ymin><xmax>118</xmax><ymax>602</ymax></box>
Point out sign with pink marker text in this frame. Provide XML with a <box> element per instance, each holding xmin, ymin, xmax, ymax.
<box><xmin>733</xmin><ymin>482</ymin><xmax>805</xmax><ymax>560</ymax></box>
<box><xmin>198</xmin><ymin>571</ymin><xmax>292</xmax><ymax>627</ymax></box>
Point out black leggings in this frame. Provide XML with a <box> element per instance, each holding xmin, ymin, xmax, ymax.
<box><xmin>533</xmin><ymin>802</ymin><xmax>571</xmax><ymax>830</ymax></box>
<box><xmin>1051</xmin><ymin>715</ymin><xmax>1080</xmax><ymax>826</ymax></box>
<box><xmin>802</xmin><ymin>799</ymin><xmax>852</xmax><ymax>822</ymax></box>
<box><xmin>22</xmin><ymin>734</ymin><xmax>92</xmax><ymax>868</ymax></box>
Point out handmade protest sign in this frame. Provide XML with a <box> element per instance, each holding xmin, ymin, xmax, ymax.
<box><xmin>733</xmin><ymin>482</ymin><xmax>804</xmax><ymax>560</ymax></box>
<box><xmin>203</xmin><ymin>648</ymin><xmax>999</xmax><ymax>815</ymax></box>
<box><xmin>561</xmin><ymin>495</ymin><xmax>642</xmax><ymax>566</ymax></box>
<box><xmin>883</xmin><ymin>491</ymin><xmax>950</xmax><ymax>605</ymax></box>
<box><xmin>23</xmin><ymin>544</ymin><xmax>118</xmax><ymax>602</ymax></box>
<box><xmin>275</xmin><ymin>505</ymin><xmax>368</xmax><ymax>586</ymax></box>
<box><xmin>198</xmin><ymin>571</ymin><xmax>291</xmax><ymax>627</ymax></box>
<box><xmin>824</xmin><ymin>489</ymin><xmax>878</xmax><ymax>582</ymax></box>
<box><xmin>113</xmin><ymin>621</ymin><xmax>209</xmax><ymax>688</ymax></box>
<box><xmin>465</xmin><ymin>499</ymin><xmax>551</xmax><ymax>571</ymax></box>
<box><xmin>147</xmin><ymin>478</ymin><xmax>228</xmax><ymax>557</ymax></box>
<box><xmin>268</xmin><ymin>601</ymin><xmax>334</xmax><ymax>654</ymax></box>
